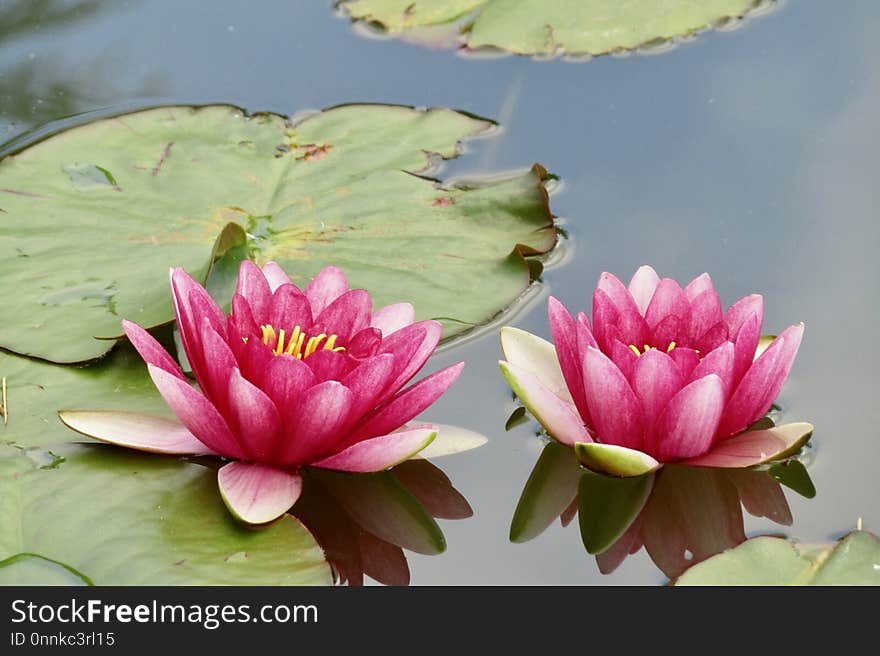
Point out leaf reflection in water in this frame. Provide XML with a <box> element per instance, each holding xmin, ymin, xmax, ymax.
<box><xmin>511</xmin><ymin>441</ymin><xmax>814</xmax><ymax>579</ymax></box>
<box><xmin>293</xmin><ymin>459</ymin><xmax>472</xmax><ymax>586</ymax></box>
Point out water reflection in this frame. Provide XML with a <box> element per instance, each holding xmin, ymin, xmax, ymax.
<box><xmin>293</xmin><ymin>460</ymin><xmax>472</xmax><ymax>586</ymax></box>
<box><xmin>511</xmin><ymin>441</ymin><xmax>814</xmax><ymax>579</ymax></box>
<box><xmin>0</xmin><ymin>0</ymin><xmax>163</xmax><ymax>137</ymax></box>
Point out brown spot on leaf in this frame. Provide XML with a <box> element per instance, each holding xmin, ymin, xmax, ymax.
<box><xmin>152</xmin><ymin>142</ymin><xmax>175</xmax><ymax>176</ymax></box>
<box><xmin>295</xmin><ymin>143</ymin><xmax>333</xmax><ymax>161</ymax></box>
<box><xmin>432</xmin><ymin>196</ymin><xmax>455</xmax><ymax>207</ymax></box>
<box><xmin>404</xmin><ymin>3</ymin><xmax>416</xmax><ymax>18</ymax></box>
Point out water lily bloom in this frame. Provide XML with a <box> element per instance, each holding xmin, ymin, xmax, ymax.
<box><xmin>61</xmin><ymin>262</ymin><xmax>463</xmax><ymax>524</ymax></box>
<box><xmin>500</xmin><ymin>266</ymin><xmax>811</xmax><ymax>477</ymax></box>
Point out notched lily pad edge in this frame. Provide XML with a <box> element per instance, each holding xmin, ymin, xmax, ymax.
<box><xmin>2</xmin><ymin>102</ymin><xmax>559</xmax><ymax>363</ymax></box>
<box><xmin>336</xmin><ymin>0</ymin><xmax>779</xmax><ymax>60</ymax></box>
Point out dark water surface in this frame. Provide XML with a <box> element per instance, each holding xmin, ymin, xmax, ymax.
<box><xmin>2</xmin><ymin>0</ymin><xmax>878</xmax><ymax>584</ymax></box>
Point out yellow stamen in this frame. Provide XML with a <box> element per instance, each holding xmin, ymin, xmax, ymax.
<box><xmin>284</xmin><ymin>326</ymin><xmax>302</xmax><ymax>356</ymax></box>
<box><xmin>293</xmin><ymin>331</ymin><xmax>306</xmax><ymax>359</ymax></box>
<box><xmin>667</xmin><ymin>341</ymin><xmax>676</xmax><ymax>353</ymax></box>
<box><xmin>241</xmin><ymin>336</ymin><xmax>249</xmax><ymax>344</ymax></box>
<box><xmin>305</xmin><ymin>333</ymin><xmax>327</xmax><ymax>357</ymax></box>
<box><xmin>254</xmin><ymin>323</ymin><xmax>344</xmax><ymax>358</ymax></box>
<box><xmin>628</xmin><ymin>344</ymin><xmax>641</xmax><ymax>357</ymax></box>
<box><xmin>274</xmin><ymin>328</ymin><xmax>286</xmax><ymax>355</ymax></box>
<box><xmin>644</xmin><ymin>344</ymin><xmax>651</xmax><ymax>353</ymax></box>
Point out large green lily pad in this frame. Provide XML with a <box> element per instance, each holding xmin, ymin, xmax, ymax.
<box><xmin>339</xmin><ymin>0</ymin><xmax>767</xmax><ymax>57</ymax></box>
<box><xmin>0</xmin><ymin>444</ymin><xmax>331</xmax><ymax>585</ymax></box>
<box><xmin>0</xmin><ymin>343</ymin><xmax>169</xmax><ymax>448</ymax></box>
<box><xmin>676</xmin><ymin>530</ymin><xmax>880</xmax><ymax>585</ymax></box>
<box><xmin>0</xmin><ymin>104</ymin><xmax>556</xmax><ymax>362</ymax></box>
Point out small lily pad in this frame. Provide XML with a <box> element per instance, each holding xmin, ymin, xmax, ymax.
<box><xmin>340</xmin><ymin>0</ymin><xmax>771</xmax><ymax>58</ymax></box>
<box><xmin>768</xmin><ymin>460</ymin><xmax>816</xmax><ymax>499</ymax></box>
<box><xmin>676</xmin><ymin>530</ymin><xmax>880</xmax><ymax>585</ymax></box>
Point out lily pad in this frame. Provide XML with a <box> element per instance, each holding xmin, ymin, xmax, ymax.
<box><xmin>0</xmin><ymin>445</ymin><xmax>331</xmax><ymax>585</ymax></box>
<box><xmin>676</xmin><ymin>530</ymin><xmax>880</xmax><ymax>585</ymax></box>
<box><xmin>339</xmin><ymin>0</ymin><xmax>768</xmax><ymax>57</ymax></box>
<box><xmin>0</xmin><ymin>104</ymin><xmax>556</xmax><ymax>363</ymax></box>
<box><xmin>0</xmin><ymin>343</ymin><xmax>169</xmax><ymax>448</ymax></box>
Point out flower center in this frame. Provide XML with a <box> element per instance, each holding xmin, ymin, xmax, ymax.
<box><xmin>258</xmin><ymin>324</ymin><xmax>345</xmax><ymax>359</ymax></box>
<box><xmin>628</xmin><ymin>342</ymin><xmax>676</xmax><ymax>357</ymax></box>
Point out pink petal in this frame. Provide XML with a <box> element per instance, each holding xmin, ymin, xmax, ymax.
<box><xmin>547</xmin><ymin>296</ymin><xmax>580</xmax><ymax>408</ymax></box>
<box><xmin>230</xmin><ymin>294</ymin><xmax>260</xmax><ymax>341</ymax></box>
<box><xmin>717</xmin><ymin>323</ymin><xmax>803</xmax><ymax>437</ymax></box>
<box><xmin>227</xmin><ymin>367</ymin><xmax>282</xmax><ymax>462</ymax></box>
<box><xmin>628</xmin><ymin>265</ymin><xmax>660</xmax><ymax>315</ymax></box>
<box><xmin>147</xmin><ymin>364</ymin><xmax>245</xmax><ymax>459</ymax></box>
<box><xmin>340</xmin><ymin>354</ymin><xmax>397</xmax><ymax>421</ymax></box>
<box><xmin>581</xmin><ymin>347</ymin><xmax>645</xmax><ymax>450</ymax></box>
<box><xmin>653</xmin><ymin>374</ymin><xmax>724</xmax><ymax>461</ymax></box>
<box><xmin>683</xmin><ymin>422</ymin><xmax>813</xmax><ymax>468</ymax></box>
<box><xmin>608</xmin><ymin>339</ymin><xmax>638</xmax><ymax>382</ymax></box>
<box><xmin>499</xmin><ymin>360</ymin><xmax>590</xmax><ymax>446</ymax></box>
<box><xmin>689</xmin><ymin>341</ymin><xmax>735</xmax><ymax>397</ymax></box>
<box><xmin>684</xmin><ymin>272</ymin><xmax>714</xmax><ymax>301</ymax></box>
<box><xmin>235</xmin><ymin>260</ymin><xmax>272</xmax><ymax>324</ymax></box>
<box><xmin>351</xmin><ymin>362</ymin><xmax>464</xmax><ymax>442</ymax></box>
<box><xmin>305</xmin><ymin>349</ymin><xmax>351</xmax><ymax>383</ymax></box>
<box><xmin>218</xmin><ymin>462</ymin><xmax>302</xmax><ymax>524</ymax></box>
<box><xmin>597</xmin><ymin>271</ymin><xmax>642</xmax><ymax>316</ymax></box>
<box><xmin>371</xmin><ymin>302</ymin><xmax>416</xmax><ymax>337</ymax></box>
<box><xmin>687</xmin><ymin>288</ymin><xmax>723</xmax><ymax>345</ymax></box>
<box><xmin>315</xmin><ymin>289</ymin><xmax>372</xmax><ymax>342</ymax></box>
<box><xmin>500</xmin><ymin>326</ymin><xmax>574</xmax><ymax>406</ymax></box>
<box><xmin>259</xmin><ymin>353</ymin><xmax>316</xmax><ymax>411</ymax></box>
<box><xmin>197</xmin><ymin>318</ymin><xmax>237</xmax><ymax>413</ymax></box>
<box><xmin>645</xmin><ymin>278</ymin><xmax>691</xmax><ymax>334</ymax></box>
<box><xmin>122</xmin><ymin>319</ymin><xmax>186</xmax><ymax>380</ymax></box>
<box><xmin>669</xmin><ymin>347</ymin><xmax>700</xmax><ymax>379</ymax></box>
<box><xmin>58</xmin><ymin>410</ymin><xmax>215</xmax><ymax>455</ymax></box>
<box><xmin>379</xmin><ymin>320</ymin><xmax>443</xmax><ymax>401</ymax></box>
<box><xmin>261</xmin><ymin>261</ymin><xmax>295</xmax><ymax>293</ymax></box>
<box><xmin>650</xmin><ymin>313</ymin><xmax>684</xmax><ymax>351</ymax></box>
<box><xmin>724</xmin><ymin>294</ymin><xmax>763</xmax><ymax>337</ymax></box>
<box><xmin>170</xmin><ymin>267</ymin><xmax>225</xmax><ymax>375</ymax></box>
<box><xmin>731</xmin><ymin>312</ymin><xmax>761</xmax><ymax>387</ymax></box>
<box><xmin>694</xmin><ymin>320</ymin><xmax>730</xmax><ymax>355</ymax></box>
<box><xmin>312</xmin><ymin>426</ymin><xmax>437</xmax><ymax>472</ymax></box>
<box><xmin>629</xmin><ymin>349</ymin><xmax>684</xmax><ymax>436</ymax></box>
<box><xmin>269</xmin><ymin>284</ymin><xmax>313</xmax><ymax>333</ymax></box>
<box><xmin>591</xmin><ymin>288</ymin><xmax>619</xmax><ymax>352</ymax></box>
<box><xmin>347</xmin><ymin>326</ymin><xmax>383</xmax><ymax>359</ymax></box>
<box><xmin>305</xmin><ymin>265</ymin><xmax>349</xmax><ymax>316</ymax></box>
<box><xmin>278</xmin><ymin>381</ymin><xmax>353</xmax><ymax>465</ymax></box>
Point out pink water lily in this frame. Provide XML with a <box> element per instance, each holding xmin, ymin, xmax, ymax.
<box><xmin>499</xmin><ymin>265</ymin><xmax>811</xmax><ymax>477</ymax></box>
<box><xmin>60</xmin><ymin>261</ymin><xmax>463</xmax><ymax>524</ymax></box>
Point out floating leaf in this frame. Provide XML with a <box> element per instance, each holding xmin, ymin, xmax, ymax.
<box><xmin>676</xmin><ymin>531</ymin><xmax>880</xmax><ymax>585</ymax></box>
<box><xmin>0</xmin><ymin>445</ymin><xmax>331</xmax><ymax>585</ymax></box>
<box><xmin>340</xmin><ymin>0</ymin><xmax>769</xmax><ymax>57</ymax></box>
<box><xmin>0</xmin><ymin>104</ymin><xmax>555</xmax><ymax>362</ymax></box>
<box><xmin>0</xmin><ymin>344</ymin><xmax>169</xmax><ymax>448</ymax></box>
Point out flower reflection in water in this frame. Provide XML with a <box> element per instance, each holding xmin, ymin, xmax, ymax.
<box><xmin>293</xmin><ymin>459</ymin><xmax>472</xmax><ymax>586</ymax></box>
<box><xmin>511</xmin><ymin>441</ymin><xmax>815</xmax><ymax>579</ymax></box>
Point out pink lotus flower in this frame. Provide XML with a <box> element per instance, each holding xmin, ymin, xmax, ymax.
<box><xmin>60</xmin><ymin>261</ymin><xmax>463</xmax><ymax>524</ymax></box>
<box><xmin>500</xmin><ymin>266</ymin><xmax>811</xmax><ymax>477</ymax></box>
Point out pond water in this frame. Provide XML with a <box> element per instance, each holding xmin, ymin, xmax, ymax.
<box><xmin>2</xmin><ymin>0</ymin><xmax>878</xmax><ymax>584</ymax></box>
